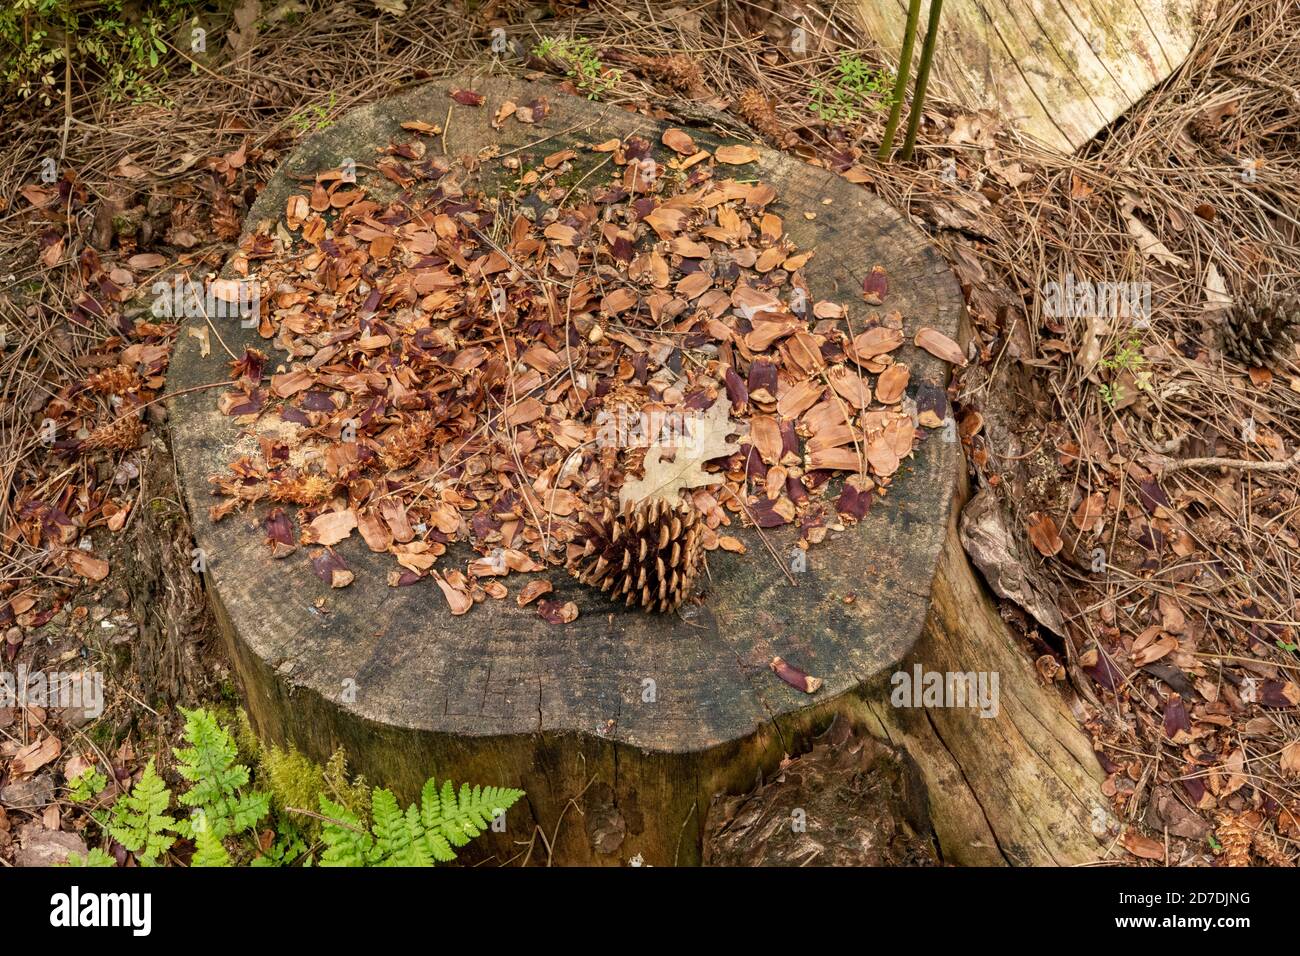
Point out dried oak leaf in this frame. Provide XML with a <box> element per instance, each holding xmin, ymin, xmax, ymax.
<box><xmin>619</xmin><ymin>394</ymin><xmax>740</xmax><ymax>508</ymax></box>
<box><xmin>303</xmin><ymin>509</ymin><xmax>357</xmax><ymax>547</ymax></box>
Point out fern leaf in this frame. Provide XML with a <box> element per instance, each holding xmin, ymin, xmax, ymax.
<box><xmin>318</xmin><ymin>796</ymin><xmax>373</xmax><ymax>866</ymax></box>
<box><xmin>106</xmin><ymin>759</ymin><xmax>176</xmax><ymax>866</ymax></box>
<box><xmin>65</xmin><ymin>848</ymin><xmax>116</xmax><ymax>867</ymax></box>
<box><xmin>422</xmin><ymin>777</ymin><xmax>523</xmax><ymax>850</ymax></box>
<box><xmin>173</xmin><ymin>707</ymin><xmax>268</xmax><ymax>840</ymax></box>
<box><xmin>231</xmin><ymin>790</ymin><xmax>272</xmax><ymax>833</ymax></box>
<box><xmin>368</xmin><ymin>788</ymin><xmax>432</xmax><ymax>866</ymax></box>
<box><xmin>320</xmin><ymin>773</ymin><xmax>522</xmax><ymax>866</ymax></box>
<box><xmin>191</xmin><ymin>828</ymin><xmax>231</xmax><ymax>867</ymax></box>
<box><xmin>417</xmin><ymin>779</ymin><xmax>457</xmax><ymax>862</ymax></box>
<box><xmin>252</xmin><ymin>828</ymin><xmax>309</xmax><ymax>867</ymax></box>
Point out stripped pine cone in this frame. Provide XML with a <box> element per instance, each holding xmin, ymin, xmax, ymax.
<box><xmin>79</xmin><ymin>414</ymin><xmax>144</xmax><ymax>452</ymax></box>
<box><xmin>737</xmin><ymin>87</ymin><xmax>784</xmax><ymax>142</ymax></box>
<box><xmin>1222</xmin><ymin>293</ymin><xmax>1300</xmax><ymax>368</ymax></box>
<box><xmin>1187</xmin><ymin>110</ymin><xmax>1222</xmax><ymax>148</ymax></box>
<box><xmin>627</xmin><ymin>53</ymin><xmax>706</xmax><ymax>96</ymax></box>
<box><xmin>568</xmin><ymin>498</ymin><xmax>702</xmax><ymax>613</ymax></box>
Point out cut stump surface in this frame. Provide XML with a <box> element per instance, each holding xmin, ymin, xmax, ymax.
<box><xmin>169</xmin><ymin>77</ymin><xmax>998</xmax><ymax>865</ymax></box>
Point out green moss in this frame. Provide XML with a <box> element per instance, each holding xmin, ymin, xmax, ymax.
<box><xmin>260</xmin><ymin>746</ymin><xmax>320</xmax><ymax>813</ymax></box>
<box><xmin>88</xmin><ymin>720</ymin><xmax>118</xmax><ymax>750</ymax></box>
<box><xmin>226</xmin><ymin>709</ymin><xmax>370</xmax><ymax>836</ymax></box>
<box><xmin>230</xmin><ymin>708</ymin><xmax>261</xmax><ymax>766</ymax></box>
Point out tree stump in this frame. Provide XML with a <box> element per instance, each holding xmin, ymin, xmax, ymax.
<box><xmin>168</xmin><ymin>76</ymin><xmax>1110</xmax><ymax>866</ymax></box>
<box><xmin>853</xmin><ymin>0</ymin><xmax>1200</xmax><ymax>153</ymax></box>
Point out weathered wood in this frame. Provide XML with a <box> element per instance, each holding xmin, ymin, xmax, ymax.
<box><xmin>856</xmin><ymin>0</ymin><xmax>1201</xmax><ymax>153</ymax></box>
<box><xmin>855</xmin><ymin>467</ymin><xmax>1113</xmax><ymax>865</ymax></box>
<box><xmin>168</xmin><ymin>76</ymin><xmax>1106</xmax><ymax>865</ymax></box>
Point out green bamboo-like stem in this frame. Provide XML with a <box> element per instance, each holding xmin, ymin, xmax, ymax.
<box><xmin>877</xmin><ymin>0</ymin><xmax>923</xmax><ymax>162</ymax></box>
<box><xmin>900</xmin><ymin>0</ymin><xmax>944</xmax><ymax>162</ymax></box>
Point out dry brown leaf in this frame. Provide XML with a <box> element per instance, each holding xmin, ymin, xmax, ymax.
<box><xmin>13</xmin><ymin>735</ymin><xmax>62</xmax><ymax>775</ymax></box>
<box><xmin>1131</xmin><ymin>632</ymin><xmax>1177</xmax><ymax>666</ymax></box>
<box><xmin>619</xmin><ymin>394</ymin><xmax>740</xmax><ymax>507</ymax></box>
<box><xmin>304</xmin><ymin>509</ymin><xmax>357</xmax><ymax>547</ymax></box>
<box><xmin>1123</xmin><ymin>200</ymin><xmax>1188</xmax><ymax>268</ymax></box>
<box><xmin>1071</xmin><ymin>492</ymin><xmax>1106</xmax><ymax>530</ymax></box>
<box><xmin>1281</xmin><ymin>740</ymin><xmax>1300</xmax><ymax>777</ymax></box>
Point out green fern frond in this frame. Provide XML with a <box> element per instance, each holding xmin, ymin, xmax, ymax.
<box><xmin>65</xmin><ymin>848</ymin><xmax>116</xmax><ymax>867</ymax></box>
<box><xmin>191</xmin><ymin>828</ymin><xmax>231</xmax><ymax>867</ymax></box>
<box><xmin>318</xmin><ymin>776</ymin><xmax>523</xmax><ymax>866</ymax></box>
<box><xmin>104</xmin><ymin>758</ymin><xmax>176</xmax><ymax>866</ymax></box>
<box><xmin>173</xmin><ymin>707</ymin><xmax>269</xmax><ymax>840</ymax></box>
<box><xmin>252</xmin><ymin>827</ymin><xmax>310</xmax><ymax>867</ymax></box>
<box><xmin>369</xmin><ymin>789</ymin><xmax>434</xmax><ymax>867</ymax></box>
<box><xmin>67</xmin><ymin>767</ymin><xmax>108</xmax><ymax>803</ymax></box>
<box><xmin>422</xmin><ymin>778</ymin><xmax>524</xmax><ymax>850</ymax></box>
<box><xmin>318</xmin><ymin>796</ymin><xmax>374</xmax><ymax>866</ymax></box>
<box><xmin>82</xmin><ymin>706</ymin><xmax>522</xmax><ymax>868</ymax></box>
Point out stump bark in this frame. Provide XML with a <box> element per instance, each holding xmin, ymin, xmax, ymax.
<box><xmin>854</xmin><ymin>0</ymin><xmax>1200</xmax><ymax>153</ymax></box>
<box><xmin>168</xmin><ymin>76</ymin><xmax>1109</xmax><ymax>865</ymax></box>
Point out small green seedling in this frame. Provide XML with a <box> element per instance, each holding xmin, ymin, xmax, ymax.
<box><xmin>810</xmin><ymin>53</ymin><xmax>894</xmax><ymax>124</ymax></box>
<box><xmin>533</xmin><ymin>36</ymin><xmax>619</xmax><ymax>99</ymax></box>
<box><xmin>290</xmin><ymin>92</ymin><xmax>337</xmax><ymax>133</ymax></box>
